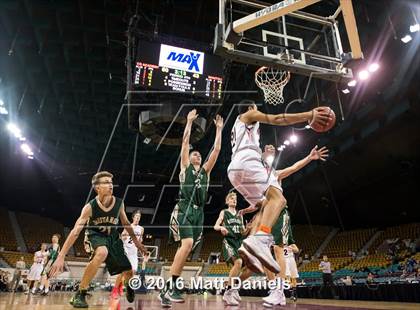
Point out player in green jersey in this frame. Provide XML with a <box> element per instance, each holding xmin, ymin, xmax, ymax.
<box><xmin>48</xmin><ymin>171</ymin><xmax>146</xmax><ymax>308</ymax></box>
<box><xmin>214</xmin><ymin>191</ymin><xmax>245</xmax><ymax>306</ymax></box>
<box><xmin>39</xmin><ymin>233</ymin><xmax>61</xmax><ymax>295</ymax></box>
<box><xmin>159</xmin><ymin>109</ymin><xmax>223</xmax><ymax>307</ymax></box>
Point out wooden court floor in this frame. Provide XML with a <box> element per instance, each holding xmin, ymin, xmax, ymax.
<box><xmin>0</xmin><ymin>291</ymin><xmax>419</xmax><ymax>310</ymax></box>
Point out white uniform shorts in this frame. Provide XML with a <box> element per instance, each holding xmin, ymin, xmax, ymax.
<box><xmin>124</xmin><ymin>248</ymin><xmax>139</xmax><ymax>272</ymax></box>
<box><xmin>228</xmin><ymin>151</ymin><xmax>282</xmax><ymax>207</ymax></box>
<box><xmin>27</xmin><ymin>263</ymin><xmax>43</xmax><ymax>281</ymax></box>
<box><xmin>285</xmin><ymin>255</ymin><xmax>299</xmax><ymax>278</ymax></box>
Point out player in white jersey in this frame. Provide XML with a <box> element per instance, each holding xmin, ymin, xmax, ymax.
<box><xmin>283</xmin><ymin>245</ymin><xmax>299</xmax><ymax>301</ymax></box>
<box><xmin>228</xmin><ymin>100</ymin><xmax>331</xmax><ymax>273</ymax></box>
<box><xmin>111</xmin><ymin>209</ymin><xmax>144</xmax><ymax>298</ymax></box>
<box><xmin>239</xmin><ymin>144</ymin><xmax>328</xmax><ymax>307</ymax></box>
<box><xmin>26</xmin><ymin>243</ymin><xmax>48</xmax><ymax>294</ymax></box>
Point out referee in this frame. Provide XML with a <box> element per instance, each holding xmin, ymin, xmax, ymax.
<box><xmin>319</xmin><ymin>255</ymin><xmax>335</xmax><ymax>298</ymax></box>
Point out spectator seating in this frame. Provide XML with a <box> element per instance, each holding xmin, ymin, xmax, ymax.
<box><xmin>0</xmin><ymin>251</ymin><xmax>34</xmax><ymax>268</ymax></box>
<box><xmin>0</xmin><ymin>208</ymin><xmax>17</xmax><ymax>251</ymax></box>
<box><xmin>293</xmin><ymin>225</ymin><xmax>331</xmax><ymax>257</ymax></box>
<box><xmin>322</xmin><ymin>228</ymin><xmax>376</xmax><ymax>257</ymax></box>
<box><xmin>299</xmin><ymin>257</ymin><xmax>353</xmax><ymax>273</ymax></box>
<box><xmin>16</xmin><ymin>212</ymin><xmax>65</xmax><ymax>253</ymax></box>
<box><xmin>206</xmin><ymin>263</ymin><xmax>230</xmax><ymax>276</ymax></box>
<box><xmin>369</xmin><ymin>223</ymin><xmax>420</xmax><ymax>252</ymax></box>
<box><xmin>345</xmin><ymin>253</ymin><xmax>390</xmax><ymax>270</ymax></box>
<box><xmin>198</xmin><ymin>230</ymin><xmax>224</xmax><ymax>261</ymax></box>
<box><xmin>73</xmin><ymin>233</ymin><xmax>89</xmax><ymax>257</ymax></box>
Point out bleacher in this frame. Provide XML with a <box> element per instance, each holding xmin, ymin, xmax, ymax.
<box><xmin>369</xmin><ymin>223</ymin><xmax>420</xmax><ymax>253</ymax></box>
<box><xmin>299</xmin><ymin>257</ymin><xmax>353</xmax><ymax>273</ymax></box>
<box><xmin>206</xmin><ymin>263</ymin><xmax>230</xmax><ymax>276</ymax></box>
<box><xmin>16</xmin><ymin>212</ymin><xmax>65</xmax><ymax>253</ymax></box>
<box><xmin>0</xmin><ymin>209</ymin><xmax>418</xmax><ymax>286</ymax></box>
<box><xmin>157</xmin><ymin>235</ymin><xmax>181</xmax><ymax>262</ymax></box>
<box><xmin>73</xmin><ymin>233</ymin><xmax>89</xmax><ymax>257</ymax></box>
<box><xmin>293</xmin><ymin>225</ymin><xmax>331</xmax><ymax>257</ymax></box>
<box><xmin>0</xmin><ymin>251</ymin><xmax>34</xmax><ymax>268</ymax></box>
<box><xmin>345</xmin><ymin>253</ymin><xmax>390</xmax><ymax>270</ymax></box>
<box><xmin>322</xmin><ymin>228</ymin><xmax>376</xmax><ymax>257</ymax></box>
<box><xmin>198</xmin><ymin>231</ymin><xmax>223</xmax><ymax>261</ymax></box>
<box><xmin>0</xmin><ymin>208</ymin><xmax>17</xmax><ymax>251</ymax></box>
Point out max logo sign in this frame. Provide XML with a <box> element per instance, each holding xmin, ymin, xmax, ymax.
<box><xmin>159</xmin><ymin>44</ymin><xmax>204</xmax><ymax>74</ymax></box>
<box><xmin>166</xmin><ymin>52</ymin><xmax>201</xmax><ymax>72</ymax></box>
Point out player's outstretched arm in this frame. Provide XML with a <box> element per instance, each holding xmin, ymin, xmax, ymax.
<box><xmin>48</xmin><ymin>204</ymin><xmax>91</xmax><ymax>277</ymax></box>
<box><xmin>241</xmin><ymin>107</ymin><xmax>331</xmax><ymax>127</ymax></box>
<box><xmin>214</xmin><ymin>210</ymin><xmax>228</xmax><ymax>236</ymax></box>
<box><xmin>180</xmin><ymin>109</ymin><xmax>198</xmax><ymax>170</ymax></box>
<box><xmin>120</xmin><ymin>204</ymin><xmax>146</xmax><ymax>254</ymax></box>
<box><xmin>277</xmin><ymin>145</ymin><xmax>329</xmax><ymax>181</ymax></box>
<box><xmin>203</xmin><ymin>115</ymin><xmax>223</xmax><ymax>174</ymax></box>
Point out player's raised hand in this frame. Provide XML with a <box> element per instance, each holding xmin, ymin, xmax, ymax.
<box><xmin>48</xmin><ymin>256</ymin><xmax>65</xmax><ymax>278</ymax></box>
<box><xmin>187</xmin><ymin>109</ymin><xmax>198</xmax><ymax>122</ymax></box>
<box><xmin>214</xmin><ymin>114</ymin><xmax>224</xmax><ymax>129</ymax></box>
<box><xmin>308</xmin><ymin>145</ymin><xmax>329</xmax><ymax>161</ymax></box>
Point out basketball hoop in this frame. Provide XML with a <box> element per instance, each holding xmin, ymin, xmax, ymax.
<box><xmin>255</xmin><ymin>67</ymin><xmax>291</xmax><ymax>105</ymax></box>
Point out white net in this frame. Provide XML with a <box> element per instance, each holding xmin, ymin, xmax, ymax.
<box><xmin>255</xmin><ymin>67</ymin><xmax>290</xmax><ymax>105</ymax></box>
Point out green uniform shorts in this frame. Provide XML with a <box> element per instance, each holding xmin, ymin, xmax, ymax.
<box><xmin>85</xmin><ymin>230</ymin><xmax>131</xmax><ymax>275</ymax></box>
<box><xmin>169</xmin><ymin>202</ymin><xmax>204</xmax><ymax>253</ymax></box>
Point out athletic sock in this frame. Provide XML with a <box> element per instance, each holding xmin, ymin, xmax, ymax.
<box><xmin>45</xmin><ymin>288</ymin><xmax>49</xmax><ymax>294</ymax></box>
<box><xmin>258</xmin><ymin>224</ymin><xmax>271</xmax><ymax>234</ymax></box>
<box><xmin>79</xmin><ymin>289</ymin><xmax>87</xmax><ymax>295</ymax></box>
<box><xmin>39</xmin><ymin>285</ymin><xmax>44</xmax><ymax>291</ymax></box>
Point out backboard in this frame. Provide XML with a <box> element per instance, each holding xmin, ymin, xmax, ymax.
<box><xmin>214</xmin><ymin>0</ymin><xmax>363</xmax><ymax>82</ymax></box>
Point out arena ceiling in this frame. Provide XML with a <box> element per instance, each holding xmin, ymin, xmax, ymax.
<box><xmin>0</xmin><ymin>0</ymin><xmax>419</xmax><ymax>230</ymax></box>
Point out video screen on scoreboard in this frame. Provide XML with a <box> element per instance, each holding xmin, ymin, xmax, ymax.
<box><xmin>134</xmin><ymin>41</ymin><xmax>224</xmax><ymax>100</ymax></box>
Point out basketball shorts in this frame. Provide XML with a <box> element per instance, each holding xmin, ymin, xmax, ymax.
<box><xmin>272</xmin><ymin>207</ymin><xmax>295</xmax><ymax>246</ymax></box>
<box><xmin>27</xmin><ymin>263</ymin><xmax>43</xmax><ymax>281</ymax></box>
<box><xmin>285</xmin><ymin>255</ymin><xmax>299</xmax><ymax>278</ymax></box>
<box><xmin>222</xmin><ymin>237</ymin><xmax>242</xmax><ymax>265</ymax></box>
<box><xmin>124</xmin><ymin>248</ymin><xmax>139</xmax><ymax>273</ymax></box>
<box><xmin>169</xmin><ymin>202</ymin><xmax>204</xmax><ymax>253</ymax></box>
<box><xmin>84</xmin><ymin>230</ymin><xmax>131</xmax><ymax>275</ymax></box>
<box><xmin>228</xmin><ymin>151</ymin><xmax>282</xmax><ymax>207</ymax></box>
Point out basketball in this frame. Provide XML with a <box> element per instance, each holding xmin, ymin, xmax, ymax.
<box><xmin>310</xmin><ymin>107</ymin><xmax>336</xmax><ymax>133</ymax></box>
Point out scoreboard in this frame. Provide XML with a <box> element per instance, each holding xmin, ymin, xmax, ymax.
<box><xmin>134</xmin><ymin>41</ymin><xmax>224</xmax><ymax>100</ymax></box>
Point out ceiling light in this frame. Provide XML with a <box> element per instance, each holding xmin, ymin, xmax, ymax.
<box><xmin>290</xmin><ymin>135</ymin><xmax>298</xmax><ymax>143</ymax></box>
<box><xmin>368</xmin><ymin>63</ymin><xmax>380</xmax><ymax>73</ymax></box>
<box><xmin>0</xmin><ymin>106</ymin><xmax>8</xmax><ymax>115</ymax></box>
<box><xmin>348</xmin><ymin>80</ymin><xmax>357</xmax><ymax>87</ymax></box>
<box><xmin>410</xmin><ymin>23</ymin><xmax>419</xmax><ymax>33</ymax></box>
<box><xmin>7</xmin><ymin>123</ymin><xmax>22</xmax><ymax>138</ymax></box>
<box><xmin>358</xmin><ymin>70</ymin><xmax>370</xmax><ymax>80</ymax></box>
<box><xmin>401</xmin><ymin>35</ymin><xmax>412</xmax><ymax>43</ymax></box>
<box><xmin>20</xmin><ymin>143</ymin><xmax>34</xmax><ymax>156</ymax></box>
